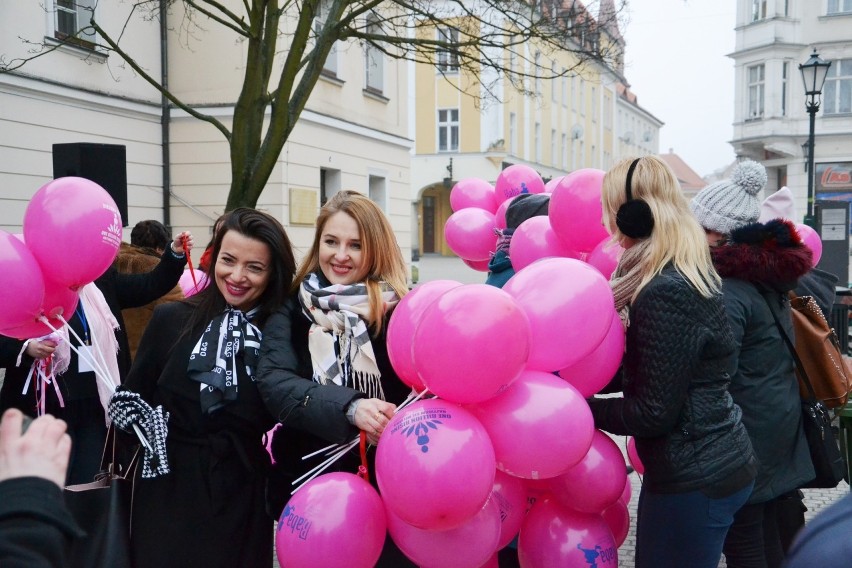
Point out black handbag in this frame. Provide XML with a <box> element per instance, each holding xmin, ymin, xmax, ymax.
<box><xmin>764</xmin><ymin>294</ymin><xmax>846</xmax><ymax>489</ymax></box>
<box><xmin>63</xmin><ymin>425</ymin><xmax>139</xmax><ymax>568</ymax></box>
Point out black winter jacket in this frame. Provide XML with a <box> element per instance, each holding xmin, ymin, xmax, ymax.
<box><xmin>588</xmin><ymin>265</ymin><xmax>757</xmax><ymax>494</ymax></box>
<box><xmin>711</xmin><ymin>220</ymin><xmax>815</xmax><ymax>503</ymax></box>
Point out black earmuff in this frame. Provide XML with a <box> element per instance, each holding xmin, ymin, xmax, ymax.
<box><xmin>615</xmin><ymin>158</ymin><xmax>654</xmax><ymax>239</ymax></box>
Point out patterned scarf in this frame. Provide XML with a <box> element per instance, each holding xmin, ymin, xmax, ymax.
<box><xmin>298</xmin><ymin>273</ymin><xmax>399</xmax><ymax>399</ymax></box>
<box><xmin>187</xmin><ymin>307</ymin><xmax>262</xmax><ymax>414</ymax></box>
<box><xmin>493</xmin><ymin>227</ymin><xmax>514</xmax><ymax>255</ymax></box>
<box><xmin>610</xmin><ymin>239</ymin><xmax>651</xmax><ymax>328</ymax></box>
<box><xmin>108</xmin><ymin>389</ymin><xmax>170</xmax><ymax>478</ymax></box>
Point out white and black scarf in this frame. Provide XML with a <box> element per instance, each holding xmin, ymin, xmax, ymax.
<box><xmin>187</xmin><ymin>307</ymin><xmax>262</xmax><ymax>414</ymax></box>
<box><xmin>298</xmin><ymin>273</ymin><xmax>398</xmax><ymax>399</ymax></box>
<box><xmin>108</xmin><ymin>389</ymin><xmax>170</xmax><ymax>478</ymax></box>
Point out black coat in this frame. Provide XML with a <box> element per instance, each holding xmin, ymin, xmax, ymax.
<box><xmin>711</xmin><ymin>220</ymin><xmax>815</xmax><ymax>503</ymax></box>
<box><xmin>588</xmin><ymin>265</ymin><xmax>757</xmax><ymax>494</ymax></box>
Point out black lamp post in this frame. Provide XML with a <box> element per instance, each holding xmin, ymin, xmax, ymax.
<box><xmin>799</xmin><ymin>49</ymin><xmax>831</xmax><ymax>228</ymax></box>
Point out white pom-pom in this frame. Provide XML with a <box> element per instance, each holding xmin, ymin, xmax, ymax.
<box><xmin>731</xmin><ymin>160</ymin><xmax>767</xmax><ymax>196</ymax></box>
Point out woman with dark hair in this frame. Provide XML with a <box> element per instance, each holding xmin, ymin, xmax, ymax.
<box><xmin>109</xmin><ymin>208</ymin><xmax>297</xmax><ymax>568</ymax></box>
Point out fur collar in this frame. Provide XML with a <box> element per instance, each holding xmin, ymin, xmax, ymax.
<box><xmin>710</xmin><ymin>219</ymin><xmax>813</xmax><ymax>290</ymax></box>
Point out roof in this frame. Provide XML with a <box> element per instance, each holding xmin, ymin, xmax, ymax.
<box><xmin>659</xmin><ymin>151</ymin><xmax>707</xmax><ymax>196</ymax></box>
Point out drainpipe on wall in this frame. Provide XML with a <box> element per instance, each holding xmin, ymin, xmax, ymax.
<box><xmin>160</xmin><ymin>0</ymin><xmax>171</xmax><ymax>229</ymax></box>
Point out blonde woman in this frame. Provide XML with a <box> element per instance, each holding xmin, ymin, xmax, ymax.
<box><xmin>588</xmin><ymin>156</ymin><xmax>757</xmax><ymax>568</ymax></box>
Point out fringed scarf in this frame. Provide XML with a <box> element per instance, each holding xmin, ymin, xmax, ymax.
<box><xmin>187</xmin><ymin>307</ymin><xmax>262</xmax><ymax>414</ymax></box>
<box><xmin>493</xmin><ymin>228</ymin><xmax>514</xmax><ymax>255</ymax></box>
<box><xmin>610</xmin><ymin>240</ymin><xmax>651</xmax><ymax>329</ymax></box>
<box><xmin>298</xmin><ymin>273</ymin><xmax>399</xmax><ymax>399</ymax></box>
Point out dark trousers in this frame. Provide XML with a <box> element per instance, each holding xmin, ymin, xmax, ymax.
<box><xmin>723</xmin><ymin>498</ymin><xmax>785</xmax><ymax>568</ymax></box>
<box><xmin>635</xmin><ymin>481</ymin><xmax>753</xmax><ymax>568</ymax></box>
<box><xmin>63</xmin><ymin>396</ymin><xmax>108</xmax><ymax>485</ymax></box>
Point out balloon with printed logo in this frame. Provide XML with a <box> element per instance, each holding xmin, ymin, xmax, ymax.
<box><xmin>549</xmin><ymin>168</ymin><xmax>610</xmax><ymax>253</ymax></box>
<box><xmin>504</xmin><ymin>257</ymin><xmax>614</xmax><ymax>372</ymax></box>
<box><xmin>491</xmin><ymin>469</ymin><xmax>527</xmax><ymax>548</ymax></box>
<box><xmin>494</xmin><ymin>164</ymin><xmax>546</xmax><ymax>205</ymax></box>
<box><xmin>451</xmin><ymin>178</ymin><xmax>497</xmax><ymax>213</ymax></box>
<box><xmin>386</xmin><ymin>497</ymin><xmax>501</xmax><ymax>568</ymax></box>
<box><xmin>0</xmin><ymin>230</ymin><xmax>45</xmax><ymax>332</ymax></box>
<box><xmin>387</xmin><ymin>280</ymin><xmax>463</xmax><ymax>392</ymax></box>
<box><xmin>444</xmin><ymin>208</ymin><xmax>498</xmax><ymax>262</ymax></box>
<box><xmin>626</xmin><ymin>436</ymin><xmax>645</xmax><ymax>475</ymax></box>
<box><xmin>587</xmin><ymin>239</ymin><xmax>624</xmax><ymax>280</ymax></box>
<box><xmin>558</xmin><ymin>310</ymin><xmax>624</xmax><ymax>397</ymax></box>
<box><xmin>518</xmin><ymin>498</ymin><xmax>618</xmax><ymax>568</ymax></box>
<box><xmin>275</xmin><ymin>472</ymin><xmax>386</xmax><ymax>568</ymax></box>
<box><xmin>469</xmin><ymin>370</ymin><xmax>595</xmax><ymax>479</ymax></box>
<box><xmin>376</xmin><ymin>399</ymin><xmax>496</xmax><ymax>531</ymax></box>
<box><xmin>509</xmin><ymin>216</ymin><xmax>580</xmax><ymax>272</ymax></box>
<box><xmin>412</xmin><ymin>284</ymin><xmax>530</xmax><ymax>404</ymax></box>
<box><xmin>24</xmin><ymin>177</ymin><xmax>123</xmax><ymax>290</ymax></box>
<box><xmin>547</xmin><ymin>430</ymin><xmax>628</xmax><ymax>514</ymax></box>
<box><xmin>796</xmin><ymin>223</ymin><xmax>822</xmax><ymax>267</ymax></box>
<box><xmin>602</xmin><ymin>499</ymin><xmax>630</xmax><ymax>548</ymax></box>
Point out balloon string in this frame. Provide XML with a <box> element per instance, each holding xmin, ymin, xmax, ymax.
<box><xmin>183</xmin><ymin>237</ymin><xmax>198</xmax><ymax>290</ymax></box>
<box><xmin>40</xmin><ymin>316</ymin><xmax>115</xmax><ymax>395</ymax></box>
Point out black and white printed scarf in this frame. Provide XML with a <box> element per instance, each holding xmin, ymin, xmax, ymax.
<box><xmin>108</xmin><ymin>389</ymin><xmax>170</xmax><ymax>478</ymax></box>
<box><xmin>187</xmin><ymin>307</ymin><xmax>262</xmax><ymax>414</ymax></box>
<box><xmin>298</xmin><ymin>273</ymin><xmax>398</xmax><ymax>399</ymax></box>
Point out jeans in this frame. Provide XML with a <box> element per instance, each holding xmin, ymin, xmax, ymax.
<box><xmin>635</xmin><ymin>480</ymin><xmax>754</xmax><ymax>568</ymax></box>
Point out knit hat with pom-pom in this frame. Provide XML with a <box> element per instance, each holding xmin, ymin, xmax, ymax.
<box><xmin>690</xmin><ymin>159</ymin><xmax>767</xmax><ymax>234</ymax></box>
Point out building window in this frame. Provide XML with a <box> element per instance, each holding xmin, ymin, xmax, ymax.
<box><xmin>436</xmin><ymin>27</ymin><xmax>459</xmax><ymax>73</ymax></box>
<box><xmin>364</xmin><ymin>15</ymin><xmax>383</xmax><ymax>93</ymax></box>
<box><xmin>579</xmin><ymin>78</ymin><xmax>586</xmax><ymax>115</ymax></box>
<box><xmin>591</xmin><ymin>86</ymin><xmax>597</xmax><ymax>121</ymax></box>
<box><xmin>54</xmin><ymin>0</ymin><xmax>97</xmax><ymax>47</ymax></box>
<box><xmin>781</xmin><ymin>61</ymin><xmax>788</xmax><ymax>116</ymax></box>
<box><xmin>315</xmin><ymin>0</ymin><xmax>337</xmax><ymax>75</ymax></box>
<box><xmin>509</xmin><ymin>112</ymin><xmax>517</xmax><ymax>154</ymax></box>
<box><xmin>551</xmin><ymin>62</ymin><xmax>558</xmax><ymax>102</ymax></box>
<box><xmin>320</xmin><ymin>168</ymin><xmax>341</xmax><ymax>205</ymax></box>
<box><xmin>438</xmin><ymin>109</ymin><xmax>459</xmax><ymax>152</ymax></box>
<box><xmin>534</xmin><ymin>51</ymin><xmax>542</xmax><ymax>96</ymax></box>
<box><xmin>535</xmin><ymin>122</ymin><xmax>542</xmax><ymax>163</ymax></box>
<box><xmin>747</xmin><ymin>64</ymin><xmax>765</xmax><ymax>120</ymax></box>
<box><xmin>752</xmin><ymin>0</ymin><xmax>767</xmax><ymax>21</ymax></box>
<box><xmin>827</xmin><ymin>0</ymin><xmax>852</xmax><ymax>14</ymax></box>
<box><xmin>551</xmin><ymin>129</ymin><xmax>557</xmax><ymax>166</ymax></box>
<box><xmin>824</xmin><ymin>58</ymin><xmax>852</xmax><ymax>115</ymax></box>
<box><xmin>562</xmin><ymin>69</ymin><xmax>568</xmax><ymax>107</ymax></box>
<box><xmin>368</xmin><ymin>175</ymin><xmax>387</xmax><ymax>211</ymax></box>
<box><xmin>561</xmin><ymin>133</ymin><xmax>567</xmax><ymax>169</ymax></box>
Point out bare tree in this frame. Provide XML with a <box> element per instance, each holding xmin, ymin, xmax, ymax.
<box><xmin>1</xmin><ymin>0</ymin><xmax>626</xmax><ymax>210</ymax></box>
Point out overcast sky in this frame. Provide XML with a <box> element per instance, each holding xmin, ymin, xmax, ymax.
<box><xmin>620</xmin><ymin>0</ymin><xmax>738</xmax><ymax>177</ymax></box>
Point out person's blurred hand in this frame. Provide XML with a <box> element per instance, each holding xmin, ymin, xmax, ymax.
<box><xmin>0</xmin><ymin>409</ymin><xmax>71</xmax><ymax>488</ymax></box>
<box><xmin>25</xmin><ymin>338</ymin><xmax>59</xmax><ymax>360</ymax></box>
<box><xmin>353</xmin><ymin>398</ymin><xmax>397</xmax><ymax>445</ymax></box>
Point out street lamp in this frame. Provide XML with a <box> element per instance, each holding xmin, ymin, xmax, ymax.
<box><xmin>799</xmin><ymin>49</ymin><xmax>832</xmax><ymax>227</ymax></box>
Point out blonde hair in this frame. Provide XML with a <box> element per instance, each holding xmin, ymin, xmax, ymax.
<box><xmin>294</xmin><ymin>190</ymin><xmax>409</xmax><ymax>333</ymax></box>
<box><xmin>602</xmin><ymin>156</ymin><xmax>721</xmax><ymax>300</ymax></box>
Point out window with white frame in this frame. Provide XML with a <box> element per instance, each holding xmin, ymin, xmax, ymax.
<box><xmin>364</xmin><ymin>15</ymin><xmax>383</xmax><ymax>93</ymax></box>
<box><xmin>747</xmin><ymin>64</ymin><xmax>765</xmax><ymax>119</ymax></box>
<box><xmin>551</xmin><ymin>62</ymin><xmax>558</xmax><ymax>102</ymax></box>
<box><xmin>827</xmin><ymin>0</ymin><xmax>852</xmax><ymax>14</ymax></box>
<box><xmin>368</xmin><ymin>175</ymin><xmax>387</xmax><ymax>211</ymax></box>
<box><xmin>438</xmin><ymin>109</ymin><xmax>459</xmax><ymax>152</ymax></box>
<box><xmin>54</xmin><ymin>0</ymin><xmax>97</xmax><ymax>46</ymax></box>
<box><xmin>551</xmin><ymin>129</ymin><xmax>557</xmax><ymax>166</ymax></box>
<box><xmin>535</xmin><ymin>122</ymin><xmax>542</xmax><ymax>162</ymax></box>
<box><xmin>437</xmin><ymin>27</ymin><xmax>459</xmax><ymax>73</ymax></box>
<box><xmin>579</xmin><ymin>78</ymin><xmax>586</xmax><ymax>115</ymax></box>
<box><xmin>781</xmin><ymin>61</ymin><xmax>788</xmax><ymax>116</ymax></box>
<box><xmin>562</xmin><ymin>69</ymin><xmax>568</xmax><ymax>107</ymax></box>
<box><xmin>824</xmin><ymin>58</ymin><xmax>852</xmax><ymax>115</ymax></box>
<box><xmin>591</xmin><ymin>86</ymin><xmax>597</xmax><ymax>121</ymax></box>
<box><xmin>509</xmin><ymin>112</ymin><xmax>517</xmax><ymax>154</ymax></box>
<box><xmin>534</xmin><ymin>51</ymin><xmax>542</xmax><ymax>95</ymax></box>
<box><xmin>572</xmin><ymin>76</ymin><xmax>577</xmax><ymax>110</ymax></box>
<box><xmin>315</xmin><ymin>0</ymin><xmax>338</xmax><ymax>75</ymax></box>
<box><xmin>752</xmin><ymin>0</ymin><xmax>767</xmax><ymax>21</ymax></box>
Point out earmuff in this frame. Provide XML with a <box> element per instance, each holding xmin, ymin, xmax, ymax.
<box><xmin>615</xmin><ymin>158</ymin><xmax>654</xmax><ymax>239</ymax></box>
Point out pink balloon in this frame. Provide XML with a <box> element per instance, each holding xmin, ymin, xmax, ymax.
<box><xmin>544</xmin><ymin>176</ymin><xmax>563</xmax><ymax>193</ymax></box>
<box><xmin>444</xmin><ymin>208</ymin><xmax>497</xmax><ymax>261</ymax></box>
<box><xmin>558</xmin><ymin>311</ymin><xmax>624</xmax><ymax>397</ymax></box>
<box><xmin>626</xmin><ymin>436</ymin><xmax>645</xmax><ymax>475</ymax></box>
<box><xmin>0</xmin><ymin>230</ymin><xmax>45</xmax><ymax>331</ymax></box>
<box><xmin>494</xmin><ymin>165</ymin><xmax>546</xmax><ymax>205</ymax></box>
<box><xmin>549</xmin><ymin>168</ymin><xmax>610</xmax><ymax>253</ymax></box>
<box><xmin>178</xmin><ymin>268</ymin><xmax>209</xmax><ymax>297</ymax></box>
<box><xmin>621</xmin><ymin>475</ymin><xmax>632</xmax><ymax>505</ymax></box>
<box><xmin>386</xmin><ymin>498</ymin><xmax>501</xmax><ymax>568</ymax></box>
<box><xmin>479</xmin><ymin>552</ymin><xmax>499</xmax><ymax>568</ymax></box>
<box><xmin>376</xmin><ymin>400</ymin><xmax>496</xmax><ymax>530</ymax></box>
<box><xmin>504</xmin><ymin>258</ymin><xmax>614</xmax><ymax>372</ymax></box>
<box><xmin>518</xmin><ymin>498</ymin><xmax>618</xmax><ymax>568</ymax></box>
<box><xmin>463</xmin><ymin>257</ymin><xmax>491</xmax><ymax>272</ymax></box>
<box><xmin>276</xmin><ymin>472</ymin><xmax>386</xmax><ymax>568</ymax></box>
<box><xmin>491</xmin><ymin>470</ymin><xmax>527</xmax><ymax>548</ymax></box>
<box><xmin>547</xmin><ymin>430</ymin><xmax>628</xmax><ymax>514</ymax></box>
<box><xmin>508</xmin><ymin>216</ymin><xmax>579</xmax><ymax>272</ymax></box>
<box><xmin>587</xmin><ymin>239</ymin><xmax>624</xmax><ymax>280</ymax></box>
<box><xmin>469</xmin><ymin>370</ymin><xmax>595</xmax><ymax>479</ymax></box>
<box><xmin>412</xmin><ymin>284</ymin><xmax>530</xmax><ymax>404</ymax></box>
<box><xmin>524</xmin><ymin>478</ymin><xmax>552</xmax><ymax>513</ymax></box>
<box><xmin>602</xmin><ymin>499</ymin><xmax>630</xmax><ymax>548</ymax></box>
<box><xmin>0</xmin><ymin>277</ymin><xmax>78</xmax><ymax>340</ymax></box>
<box><xmin>450</xmin><ymin>178</ymin><xmax>497</xmax><ymax>213</ymax></box>
<box><xmin>24</xmin><ymin>177</ymin><xmax>123</xmax><ymax>290</ymax></box>
<box><xmin>387</xmin><ymin>280</ymin><xmax>463</xmax><ymax>392</ymax></box>
<box><xmin>796</xmin><ymin>223</ymin><xmax>822</xmax><ymax>266</ymax></box>
<box><xmin>494</xmin><ymin>196</ymin><xmax>517</xmax><ymax>230</ymax></box>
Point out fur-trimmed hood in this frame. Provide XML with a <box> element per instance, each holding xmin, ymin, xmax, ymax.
<box><xmin>710</xmin><ymin>219</ymin><xmax>813</xmax><ymax>291</ymax></box>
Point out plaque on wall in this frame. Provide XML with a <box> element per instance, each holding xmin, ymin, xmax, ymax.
<box><xmin>289</xmin><ymin>188</ymin><xmax>318</xmax><ymax>226</ymax></box>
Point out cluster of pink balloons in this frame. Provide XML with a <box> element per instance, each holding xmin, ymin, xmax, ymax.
<box><xmin>0</xmin><ymin>177</ymin><xmax>123</xmax><ymax>340</ymax></box>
